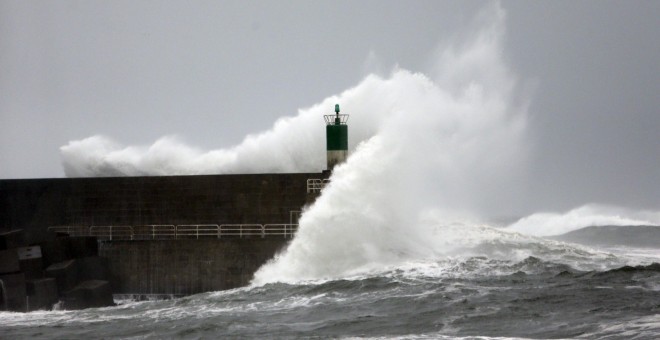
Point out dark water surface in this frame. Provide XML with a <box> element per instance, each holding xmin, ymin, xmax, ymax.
<box><xmin>2</xmin><ymin>257</ymin><xmax>659</xmax><ymax>339</ymax></box>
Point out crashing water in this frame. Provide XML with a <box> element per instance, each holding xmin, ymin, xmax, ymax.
<box><xmin>2</xmin><ymin>256</ymin><xmax>659</xmax><ymax>339</ymax></box>
<box><xmin>5</xmin><ymin>3</ymin><xmax>659</xmax><ymax>339</ymax></box>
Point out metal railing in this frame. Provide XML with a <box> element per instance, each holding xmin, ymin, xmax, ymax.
<box><xmin>264</xmin><ymin>224</ymin><xmax>298</xmax><ymax>238</ymax></box>
<box><xmin>48</xmin><ymin>223</ymin><xmax>298</xmax><ymax>241</ymax></box>
<box><xmin>90</xmin><ymin>226</ymin><xmax>133</xmax><ymax>240</ymax></box>
<box><xmin>307</xmin><ymin>179</ymin><xmax>330</xmax><ymax>193</ymax></box>
<box><xmin>218</xmin><ymin>224</ymin><xmax>263</xmax><ymax>238</ymax></box>
<box><xmin>324</xmin><ymin>114</ymin><xmax>349</xmax><ymax>125</ymax></box>
<box><xmin>132</xmin><ymin>225</ymin><xmax>176</xmax><ymax>240</ymax></box>
<box><xmin>177</xmin><ymin>224</ymin><xmax>220</xmax><ymax>239</ymax></box>
<box><xmin>48</xmin><ymin>225</ymin><xmax>89</xmax><ymax>237</ymax></box>
<box><xmin>290</xmin><ymin>210</ymin><xmax>301</xmax><ymax>225</ymax></box>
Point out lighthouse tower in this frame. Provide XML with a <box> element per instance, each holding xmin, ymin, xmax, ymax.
<box><xmin>324</xmin><ymin>104</ymin><xmax>349</xmax><ymax>170</ymax></box>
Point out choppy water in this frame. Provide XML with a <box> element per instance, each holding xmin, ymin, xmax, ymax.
<box><xmin>2</xmin><ymin>244</ymin><xmax>659</xmax><ymax>339</ymax></box>
<box><xmin>6</xmin><ymin>2</ymin><xmax>659</xmax><ymax>337</ymax></box>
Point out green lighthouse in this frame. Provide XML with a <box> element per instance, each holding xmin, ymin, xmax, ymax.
<box><xmin>324</xmin><ymin>103</ymin><xmax>349</xmax><ymax>170</ymax></box>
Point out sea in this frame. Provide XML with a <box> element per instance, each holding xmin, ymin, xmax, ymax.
<box><xmin>4</xmin><ymin>3</ymin><xmax>659</xmax><ymax>338</ymax></box>
<box><xmin>1</xmin><ymin>226</ymin><xmax>659</xmax><ymax>339</ymax></box>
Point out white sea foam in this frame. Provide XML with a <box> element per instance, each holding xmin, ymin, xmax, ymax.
<box><xmin>579</xmin><ymin>314</ymin><xmax>660</xmax><ymax>339</ymax></box>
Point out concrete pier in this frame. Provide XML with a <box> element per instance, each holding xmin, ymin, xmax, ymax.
<box><xmin>1</xmin><ymin>173</ymin><xmax>320</xmax><ymax>244</ymax></box>
<box><xmin>0</xmin><ymin>172</ymin><xmax>326</xmax><ymax>304</ymax></box>
<box><xmin>100</xmin><ymin>238</ymin><xmax>289</xmax><ymax>295</ymax></box>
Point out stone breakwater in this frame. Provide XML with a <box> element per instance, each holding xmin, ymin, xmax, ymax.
<box><xmin>0</xmin><ymin>173</ymin><xmax>324</xmax><ymax>311</ymax></box>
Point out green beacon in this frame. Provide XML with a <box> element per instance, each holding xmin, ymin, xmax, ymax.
<box><xmin>324</xmin><ymin>103</ymin><xmax>349</xmax><ymax>170</ymax></box>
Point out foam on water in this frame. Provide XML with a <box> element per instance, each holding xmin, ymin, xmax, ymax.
<box><xmin>2</xmin><ymin>257</ymin><xmax>659</xmax><ymax>338</ymax></box>
<box><xmin>579</xmin><ymin>314</ymin><xmax>660</xmax><ymax>339</ymax></box>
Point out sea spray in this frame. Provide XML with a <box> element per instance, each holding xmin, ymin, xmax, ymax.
<box><xmin>60</xmin><ymin>76</ymin><xmax>405</xmax><ymax>177</ymax></box>
<box><xmin>253</xmin><ymin>3</ymin><xmax>532</xmax><ymax>283</ymax></box>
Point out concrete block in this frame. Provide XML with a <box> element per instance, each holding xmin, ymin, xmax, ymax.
<box><xmin>61</xmin><ymin>280</ymin><xmax>114</xmax><ymax>310</ymax></box>
<box><xmin>0</xmin><ymin>272</ymin><xmax>27</xmax><ymax>312</ymax></box>
<box><xmin>0</xmin><ymin>230</ymin><xmax>25</xmax><ymax>250</ymax></box>
<box><xmin>26</xmin><ymin>278</ymin><xmax>58</xmax><ymax>311</ymax></box>
<box><xmin>19</xmin><ymin>257</ymin><xmax>44</xmax><ymax>280</ymax></box>
<box><xmin>68</xmin><ymin>237</ymin><xmax>98</xmax><ymax>258</ymax></box>
<box><xmin>17</xmin><ymin>245</ymin><xmax>42</xmax><ymax>259</ymax></box>
<box><xmin>77</xmin><ymin>256</ymin><xmax>109</xmax><ymax>281</ymax></box>
<box><xmin>18</xmin><ymin>246</ymin><xmax>44</xmax><ymax>279</ymax></box>
<box><xmin>0</xmin><ymin>249</ymin><xmax>20</xmax><ymax>274</ymax></box>
<box><xmin>45</xmin><ymin>259</ymin><xmax>78</xmax><ymax>293</ymax></box>
<box><xmin>39</xmin><ymin>238</ymin><xmax>70</xmax><ymax>268</ymax></box>
<box><xmin>40</xmin><ymin>237</ymin><xmax>99</xmax><ymax>268</ymax></box>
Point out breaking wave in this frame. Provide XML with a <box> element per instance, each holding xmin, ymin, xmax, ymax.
<box><xmin>253</xmin><ymin>4</ymin><xmax>659</xmax><ymax>284</ymax></box>
<box><xmin>506</xmin><ymin>204</ymin><xmax>660</xmax><ymax>236</ymax></box>
<box><xmin>253</xmin><ymin>4</ymin><xmax>532</xmax><ymax>284</ymax></box>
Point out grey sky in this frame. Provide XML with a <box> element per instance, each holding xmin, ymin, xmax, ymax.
<box><xmin>1</xmin><ymin>1</ymin><xmax>658</xmax><ymax>212</ymax></box>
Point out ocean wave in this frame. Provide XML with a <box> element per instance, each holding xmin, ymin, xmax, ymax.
<box><xmin>507</xmin><ymin>204</ymin><xmax>660</xmax><ymax>237</ymax></box>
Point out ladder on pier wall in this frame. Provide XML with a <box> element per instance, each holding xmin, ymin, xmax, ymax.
<box><xmin>306</xmin><ymin>179</ymin><xmax>330</xmax><ymax>193</ymax></box>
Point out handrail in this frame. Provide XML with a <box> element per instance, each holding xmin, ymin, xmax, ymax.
<box><xmin>264</xmin><ymin>224</ymin><xmax>298</xmax><ymax>239</ymax></box>
<box><xmin>290</xmin><ymin>210</ymin><xmax>301</xmax><ymax>225</ymax></box>
<box><xmin>89</xmin><ymin>226</ymin><xmax>134</xmax><ymax>241</ymax></box>
<box><xmin>177</xmin><ymin>224</ymin><xmax>219</xmax><ymax>239</ymax></box>
<box><xmin>219</xmin><ymin>224</ymin><xmax>264</xmax><ymax>238</ymax></box>
<box><xmin>133</xmin><ymin>225</ymin><xmax>176</xmax><ymax>240</ymax></box>
<box><xmin>323</xmin><ymin>114</ymin><xmax>349</xmax><ymax>125</ymax></box>
<box><xmin>48</xmin><ymin>223</ymin><xmax>298</xmax><ymax>240</ymax></box>
<box><xmin>48</xmin><ymin>226</ymin><xmax>89</xmax><ymax>237</ymax></box>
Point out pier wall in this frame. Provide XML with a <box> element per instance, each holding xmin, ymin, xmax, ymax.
<box><xmin>0</xmin><ymin>173</ymin><xmax>320</xmax><ymax>244</ymax></box>
<box><xmin>99</xmin><ymin>238</ymin><xmax>288</xmax><ymax>295</ymax></box>
<box><xmin>0</xmin><ymin>173</ymin><xmax>324</xmax><ymax>298</ymax></box>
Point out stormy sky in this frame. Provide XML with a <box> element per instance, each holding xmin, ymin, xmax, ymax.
<box><xmin>0</xmin><ymin>1</ymin><xmax>658</xmax><ymax>213</ymax></box>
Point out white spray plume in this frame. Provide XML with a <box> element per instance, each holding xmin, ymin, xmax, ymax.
<box><xmin>61</xmin><ymin>112</ymin><xmax>326</xmax><ymax>177</ymax></box>
<box><xmin>61</xmin><ymin>71</ymin><xmax>427</xmax><ymax>177</ymax></box>
<box><xmin>252</xmin><ymin>3</ymin><xmax>537</xmax><ymax>283</ymax></box>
